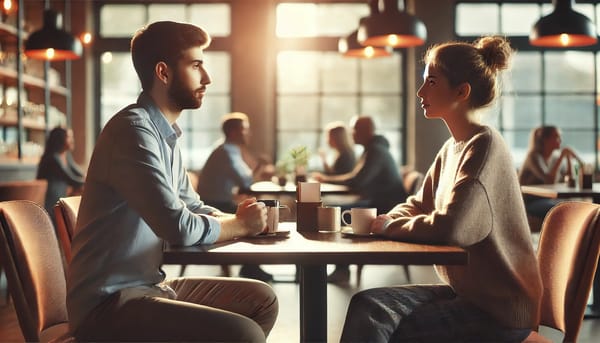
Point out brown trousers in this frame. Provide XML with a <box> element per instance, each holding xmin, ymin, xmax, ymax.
<box><xmin>74</xmin><ymin>277</ymin><xmax>279</xmax><ymax>342</ymax></box>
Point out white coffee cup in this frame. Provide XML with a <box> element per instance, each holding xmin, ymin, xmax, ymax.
<box><xmin>317</xmin><ymin>206</ymin><xmax>341</xmax><ymax>232</ymax></box>
<box><xmin>341</xmin><ymin>208</ymin><xmax>377</xmax><ymax>235</ymax></box>
<box><xmin>259</xmin><ymin>200</ymin><xmax>280</xmax><ymax>234</ymax></box>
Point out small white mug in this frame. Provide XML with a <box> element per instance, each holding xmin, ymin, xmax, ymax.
<box><xmin>341</xmin><ymin>208</ymin><xmax>377</xmax><ymax>235</ymax></box>
<box><xmin>317</xmin><ymin>206</ymin><xmax>341</xmax><ymax>232</ymax></box>
<box><xmin>259</xmin><ymin>200</ymin><xmax>280</xmax><ymax>234</ymax></box>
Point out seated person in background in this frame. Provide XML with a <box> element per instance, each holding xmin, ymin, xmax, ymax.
<box><xmin>519</xmin><ymin>125</ymin><xmax>584</xmax><ymax>219</ymax></box>
<box><xmin>198</xmin><ymin>111</ymin><xmax>274</xmax><ymax>282</ymax></box>
<box><xmin>37</xmin><ymin>126</ymin><xmax>85</xmax><ymax>222</ymax></box>
<box><xmin>340</xmin><ymin>35</ymin><xmax>541</xmax><ymax>342</ymax></box>
<box><xmin>313</xmin><ymin>115</ymin><xmax>406</xmax><ymax>283</ymax></box>
<box><xmin>318</xmin><ymin>121</ymin><xmax>356</xmax><ymax>175</ymax></box>
<box><xmin>67</xmin><ymin>21</ymin><xmax>278</xmax><ymax>342</ymax></box>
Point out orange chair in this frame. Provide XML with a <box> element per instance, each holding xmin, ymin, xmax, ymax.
<box><xmin>0</xmin><ymin>179</ymin><xmax>48</xmax><ymax>206</ymax></box>
<box><xmin>53</xmin><ymin>196</ymin><xmax>82</xmax><ymax>265</ymax></box>
<box><xmin>524</xmin><ymin>201</ymin><xmax>600</xmax><ymax>343</ymax></box>
<box><xmin>0</xmin><ymin>200</ymin><xmax>73</xmax><ymax>342</ymax></box>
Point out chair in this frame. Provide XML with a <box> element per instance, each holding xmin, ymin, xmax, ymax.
<box><xmin>523</xmin><ymin>201</ymin><xmax>600</xmax><ymax>343</ymax></box>
<box><xmin>0</xmin><ymin>179</ymin><xmax>48</xmax><ymax>206</ymax></box>
<box><xmin>53</xmin><ymin>196</ymin><xmax>82</xmax><ymax>265</ymax></box>
<box><xmin>0</xmin><ymin>200</ymin><xmax>73</xmax><ymax>342</ymax></box>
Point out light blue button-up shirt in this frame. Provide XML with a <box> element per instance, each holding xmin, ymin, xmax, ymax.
<box><xmin>67</xmin><ymin>93</ymin><xmax>221</xmax><ymax>330</ymax></box>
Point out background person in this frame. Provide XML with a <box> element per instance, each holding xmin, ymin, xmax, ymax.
<box><xmin>341</xmin><ymin>36</ymin><xmax>542</xmax><ymax>342</ymax></box>
<box><xmin>519</xmin><ymin>125</ymin><xmax>584</xmax><ymax>219</ymax></box>
<box><xmin>313</xmin><ymin>115</ymin><xmax>406</xmax><ymax>284</ymax></box>
<box><xmin>67</xmin><ymin>21</ymin><xmax>278</xmax><ymax>342</ymax></box>
<box><xmin>318</xmin><ymin>121</ymin><xmax>356</xmax><ymax>175</ymax></box>
<box><xmin>198</xmin><ymin>111</ymin><xmax>274</xmax><ymax>282</ymax></box>
<box><xmin>36</xmin><ymin>126</ymin><xmax>85</xmax><ymax>222</ymax></box>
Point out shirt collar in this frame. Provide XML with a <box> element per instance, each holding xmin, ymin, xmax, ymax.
<box><xmin>137</xmin><ymin>92</ymin><xmax>182</xmax><ymax>147</ymax></box>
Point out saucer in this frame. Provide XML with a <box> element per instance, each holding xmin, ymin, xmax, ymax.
<box><xmin>250</xmin><ymin>229</ymin><xmax>291</xmax><ymax>238</ymax></box>
<box><xmin>341</xmin><ymin>227</ymin><xmax>374</xmax><ymax>237</ymax></box>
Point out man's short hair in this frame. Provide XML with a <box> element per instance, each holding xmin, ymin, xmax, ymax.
<box><xmin>130</xmin><ymin>21</ymin><xmax>211</xmax><ymax>91</ymax></box>
<box><xmin>221</xmin><ymin>112</ymin><xmax>249</xmax><ymax>137</ymax></box>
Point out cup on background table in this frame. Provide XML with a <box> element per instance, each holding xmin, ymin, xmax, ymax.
<box><xmin>317</xmin><ymin>206</ymin><xmax>341</xmax><ymax>232</ymax></box>
<box><xmin>580</xmin><ymin>163</ymin><xmax>594</xmax><ymax>189</ymax></box>
<box><xmin>341</xmin><ymin>208</ymin><xmax>377</xmax><ymax>235</ymax></box>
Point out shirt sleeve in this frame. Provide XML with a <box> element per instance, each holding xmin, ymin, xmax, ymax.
<box><xmin>108</xmin><ymin>119</ymin><xmax>220</xmax><ymax>246</ymax></box>
<box><xmin>224</xmin><ymin>144</ymin><xmax>254</xmax><ymax>189</ymax></box>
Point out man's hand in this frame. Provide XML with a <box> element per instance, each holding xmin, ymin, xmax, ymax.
<box><xmin>236</xmin><ymin>197</ymin><xmax>267</xmax><ymax>235</ymax></box>
<box><xmin>217</xmin><ymin>198</ymin><xmax>267</xmax><ymax>242</ymax></box>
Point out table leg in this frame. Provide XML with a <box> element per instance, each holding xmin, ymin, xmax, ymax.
<box><xmin>299</xmin><ymin>264</ymin><xmax>327</xmax><ymax>343</ymax></box>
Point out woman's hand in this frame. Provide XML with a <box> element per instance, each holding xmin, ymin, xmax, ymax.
<box><xmin>371</xmin><ymin>214</ymin><xmax>393</xmax><ymax>235</ymax></box>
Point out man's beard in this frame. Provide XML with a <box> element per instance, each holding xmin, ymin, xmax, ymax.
<box><xmin>168</xmin><ymin>73</ymin><xmax>202</xmax><ymax>111</ymax></box>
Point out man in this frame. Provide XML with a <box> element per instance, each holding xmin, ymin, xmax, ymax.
<box><xmin>67</xmin><ymin>21</ymin><xmax>278</xmax><ymax>342</ymax></box>
<box><xmin>199</xmin><ymin>112</ymin><xmax>274</xmax><ymax>282</ymax></box>
<box><xmin>313</xmin><ymin>115</ymin><xmax>407</xmax><ymax>283</ymax></box>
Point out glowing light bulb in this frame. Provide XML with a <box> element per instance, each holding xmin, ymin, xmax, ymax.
<box><xmin>81</xmin><ymin>32</ymin><xmax>93</xmax><ymax>45</ymax></box>
<box><xmin>560</xmin><ymin>34</ymin><xmax>570</xmax><ymax>46</ymax></box>
<box><xmin>364</xmin><ymin>46</ymin><xmax>375</xmax><ymax>58</ymax></box>
<box><xmin>45</xmin><ymin>48</ymin><xmax>55</xmax><ymax>60</ymax></box>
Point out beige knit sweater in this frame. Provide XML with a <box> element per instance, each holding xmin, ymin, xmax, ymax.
<box><xmin>386</xmin><ymin>126</ymin><xmax>542</xmax><ymax>329</ymax></box>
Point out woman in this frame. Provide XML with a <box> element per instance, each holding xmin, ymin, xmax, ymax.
<box><xmin>340</xmin><ymin>36</ymin><xmax>542</xmax><ymax>342</ymax></box>
<box><xmin>37</xmin><ymin>127</ymin><xmax>85</xmax><ymax>221</ymax></box>
<box><xmin>319</xmin><ymin>121</ymin><xmax>356</xmax><ymax>175</ymax></box>
<box><xmin>519</xmin><ymin>126</ymin><xmax>583</xmax><ymax>218</ymax></box>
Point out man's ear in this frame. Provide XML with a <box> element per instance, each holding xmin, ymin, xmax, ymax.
<box><xmin>155</xmin><ymin>61</ymin><xmax>170</xmax><ymax>85</ymax></box>
<box><xmin>457</xmin><ymin>82</ymin><xmax>471</xmax><ymax>102</ymax></box>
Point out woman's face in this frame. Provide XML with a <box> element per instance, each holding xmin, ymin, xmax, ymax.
<box><xmin>545</xmin><ymin>129</ymin><xmax>562</xmax><ymax>151</ymax></box>
<box><xmin>65</xmin><ymin>130</ymin><xmax>75</xmax><ymax>151</ymax></box>
<box><xmin>416</xmin><ymin>63</ymin><xmax>460</xmax><ymax>120</ymax></box>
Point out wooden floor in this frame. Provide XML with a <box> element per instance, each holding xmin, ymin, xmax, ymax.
<box><xmin>2</xmin><ymin>264</ymin><xmax>600</xmax><ymax>343</ymax></box>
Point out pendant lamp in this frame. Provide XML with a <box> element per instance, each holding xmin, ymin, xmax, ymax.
<box><xmin>357</xmin><ymin>0</ymin><xmax>427</xmax><ymax>48</ymax></box>
<box><xmin>530</xmin><ymin>0</ymin><xmax>597</xmax><ymax>47</ymax></box>
<box><xmin>339</xmin><ymin>30</ymin><xmax>392</xmax><ymax>58</ymax></box>
<box><xmin>25</xmin><ymin>9</ymin><xmax>82</xmax><ymax>60</ymax></box>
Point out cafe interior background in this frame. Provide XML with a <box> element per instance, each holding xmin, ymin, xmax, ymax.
<box><xmin>2</xmin><ymin>0</ymin><xmax>600</xmax><ymax>183</ymax></box>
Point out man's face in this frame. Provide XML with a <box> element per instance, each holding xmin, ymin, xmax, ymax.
<box><xmin>167</xmin><ymin>46</ymin><xmax>211</xmax><ymax>111</ymax></box>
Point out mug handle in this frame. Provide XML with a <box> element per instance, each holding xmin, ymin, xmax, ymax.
<box><xmin>341</xmin><ymin>209</ymin><xmax>352</xmax><ymax>226</ymax></box>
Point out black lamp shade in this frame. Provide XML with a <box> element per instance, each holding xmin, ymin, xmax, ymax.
<box><xmin>339</xmin><ymin>30</ymin><xmax>391</xmax><ymax>58</ymax></box>
<box><xmin>530</xmin><ymin>0</ymin><xmax>597</xmax><ymax>47</ymax></box>
<box><xmin>357</xmin><ymin>0</ymin><xmax>427</xmax><ymax>48</ymax></box>
<box><xmin>25</xmin><ymin>9</ymin><xmax>83</xmax><ymax>60</ymax></box>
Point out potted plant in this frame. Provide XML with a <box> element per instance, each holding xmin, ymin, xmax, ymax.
<box><xmin>289</xmin><ymin>145</ymin><xmax>309</xmax><ymax>184</ymax></box>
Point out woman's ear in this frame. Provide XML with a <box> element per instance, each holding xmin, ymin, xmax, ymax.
<box><xmin>456</xmin><ymin>82</ymin><xmax>471</xmax><ymax>102</ymax></box>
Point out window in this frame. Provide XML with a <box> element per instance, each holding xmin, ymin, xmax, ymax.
<box><xmin>97</xmin><ymin>2</ymin><xmax>231</xmax><ymax>169</ymax></box>
<box><xmin>456</xmin><ymin>1</ymin><xmax>599</xmax><ymax>169</ymax></box>
<box><xmin>275</xmin><ymin>2</ymin><xmax>405</xmax><ymax>170</ymax></box>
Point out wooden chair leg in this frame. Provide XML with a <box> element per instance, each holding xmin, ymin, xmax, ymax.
<box><xmin>403</xmin><ymin>265</ymin><xmax>411</xmax><ymax>283</ymax></box>
<box><xmin>221</xmin><ymin>264</ymin><xmax>231</xmax><ymax>277</ymax></box>
<box><xmin>356</xmin><ymin>264</ymin><xmax>363</xmax><ymax>286</ymax></box>
<box><xmin>179</xmin><ymin>264</ymin><xmax>187</xmax><ymax>277</ymax></box>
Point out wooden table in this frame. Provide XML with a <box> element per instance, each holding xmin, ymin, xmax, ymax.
<box><xmin>163</xmin><ymin>222</ymin><xmax>468</xmax><ymax>343</ymax></box>
<box><xmin>520</xmin><ymin>182</ymin><xmax>600</xmax><ymax>203</ymax></box>
<box><xmin>247</xmin><ymin>180</ymin><xmax>352</xmax><ymax>196</ymax></box>
<box><xmin>521</xmin><ymin>182</ymin><xmax>600</xmax><ymax>317</ymax></box>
